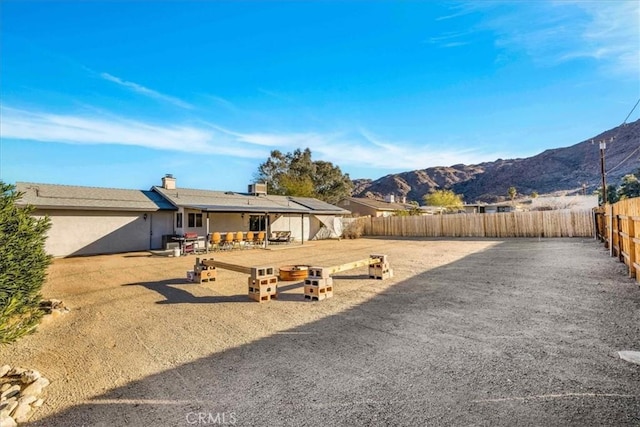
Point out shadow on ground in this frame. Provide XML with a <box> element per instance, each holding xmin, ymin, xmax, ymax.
<box><xmin>30</xmin><ymin>240</ymin><xmax>640</xmax><ymax>426</ymax></box>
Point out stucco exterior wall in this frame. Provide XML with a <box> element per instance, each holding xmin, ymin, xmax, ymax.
<box><xmin>34</xmin><ymin>209</ymin><xmax>171</xmax><ymax>257</ymax></box>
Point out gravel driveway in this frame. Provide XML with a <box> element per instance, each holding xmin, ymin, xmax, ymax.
<box><xmin>2</xmin><ymin>238</ymin><xmax>639</xmax><ymax>426</ymax></box>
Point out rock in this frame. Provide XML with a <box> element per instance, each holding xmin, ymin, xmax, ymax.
<box><xmin>17</xmin><ymin>395</ymin><xmax>37</xmax><ymax>406</ymax></box>
<box><xmin>1</xmin><ymin>383</ymin><xmax>12</xmax><ymax>393</ymax></box>
<box><xmin>0</xmin><ymin>398</ymin><xmax>18</xmax><ymax>418</ymax></box>
<box><xmin>20</xmin><ymin>377</ymin><xmax>49</xmax><ymax>397</ymax></box>
<box><xmin>0</xmin><ymin>384</ymin><xmax>20</xmax><ymax>400</ymax></box>
<box><xmin>0</xmin><ymin>365</ymin><xmax>10</xmax><ymax>378</ymax></box>
<box><xmin>0</xmin><ymin>414</ymin><xmax>17</xmax><ymax>427</ymax></box>
<box><xmin>618</xmin><ymin>350</ymin><xmax>640</xmax><ymax>365</ymax></box>
<box><xmin>32</xmin><ymin>398</ymin><xmax>44</xmax><ymax>408</ymax></box>
<box><xmin>20</xmin><ymin>369</ymin><xmax>41</xmax><ymax>384</ymax></box>
<box><xmin>7</xmin><ymin>367</ymin><xmax>26</xmax><ymax>377</ymax></box>
<box><xmin>11</xmin><ymin>401</ymin><xmax>32</xmax><ymax>423</ymax></box>
<box><xmin>50</xmin><ymin>309</ymin><xmax>62</xmax><ymax>318</ymax></box>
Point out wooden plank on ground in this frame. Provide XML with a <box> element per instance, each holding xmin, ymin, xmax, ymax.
<box><xmin>211</xmin><ymin>261</ymin><xmax>252</xmax><ymax>275</ymax></box>
<box><xmin>328</xmin><ymin>257</ymin><xmax>381</xmax><ymax>275</ymax></box>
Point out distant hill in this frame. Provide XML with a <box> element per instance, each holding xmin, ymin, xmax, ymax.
<box><xmin>352</xmin><ymin>119</ymin><xmax>640</xmax><ymax>203</ymax></box>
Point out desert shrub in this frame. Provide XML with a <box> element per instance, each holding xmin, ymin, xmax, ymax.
<box><xmin>342</xmin><ymin>220</ymin><xmax>364</xmax><ymax>239</ymax></box>
<box><xmin>0</xmin><ymin>182</ymin><xmax>52</xmax><ymax>344</ymax></box>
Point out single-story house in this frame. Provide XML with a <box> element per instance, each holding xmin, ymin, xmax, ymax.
<box><xmin>462</xmin><ymin>202</ymin><xmax>522</xmax><ymax>214</ymax></box>
<box><xmin>336</xmin><ymin>196</ymin><xmax>425</xmax><ymax>217</ymax></box>
<box><xmin>16</xmin><ymin>175</ymin><xmax>350</xmax><ymax>257</ymax></box>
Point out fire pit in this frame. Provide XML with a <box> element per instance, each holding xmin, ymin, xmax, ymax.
<box><xmin>279</xmin><ymin>265</ymin><xmax>309</xmax><ymax>281</ymax></box>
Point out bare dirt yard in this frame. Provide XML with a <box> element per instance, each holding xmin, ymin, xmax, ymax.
<box><xmin>1</xmin><ymin>237</ymin><xmax>639</xmax><ymax>426</ymax></box>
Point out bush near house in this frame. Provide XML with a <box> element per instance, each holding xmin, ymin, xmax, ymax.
<box><xmin>0</xmin><ymin>182</ymin><xmax>52</xmax><ymax>344</ymax></box>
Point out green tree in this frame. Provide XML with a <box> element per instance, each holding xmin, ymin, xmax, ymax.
<box><xmin>423</xmin><ymin>189</ymin><xmax>463</xmax><ymax>212</ymax></box>
<box><xmin>531</xmin><ymin>191</ymin><xmax>539</xmax><ymax>199</ymax></box>
<box><xmin>0</xmin><ymin>182</ymin><xmax>52</xmax><ymax>344</ymax></box>
<box><xmin>597</xmin><ymin>184</ymin><xmax>619</xmax><ymax>205</ymax></box>
<box><xmin>508</xmin><ymin>186</ymin><xmax>517</xmax><ymax>202</ymax></box>
<box><xmin>255</xmin><ymin>148</ymin><xmax>353</xmax><ymax>204</ymax></box>
<box><xmin>617</xmin><ymin>172</ymin><xmax>640</xmax><ymax>200</ymax></box>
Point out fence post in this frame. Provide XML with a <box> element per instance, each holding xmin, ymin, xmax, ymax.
<box><xmin>629</xmin><ymin>218</ymin><xmax>636</xmax><ymax>279</ymax></box>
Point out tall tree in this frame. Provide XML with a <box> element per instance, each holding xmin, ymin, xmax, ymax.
<box><xmin>423</xmin><ymin>189</ymin><xmax>464</xmax><ymax>212</ymax></box>
<box><xmin>508</xmin><ymin>186</ymin><xmax>517</xmax><ymax>201</ymax></box>
<box><xmin>255</xmin><ymin>148</ymin><xmax>353</xmax><ymax>204</ymax></box>
<box><xmin>617</xmin><ymin>170</ymin><xmax>640</xmax><ymax>200</ymax></box>
<box><xmin>0</xmin><ymin>182</ymin><xmax>52</xmax><ymax>343</ymax></box>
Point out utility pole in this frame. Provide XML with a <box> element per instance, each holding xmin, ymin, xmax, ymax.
<box><xmin>598</xmin><ymin>137</ymin><xmax>613</xmax><ymax>205</ymax></box>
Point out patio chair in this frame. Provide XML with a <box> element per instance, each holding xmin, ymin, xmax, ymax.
<box><xmin>210</xmin><ymin>232</ymin><xmax>222</xmax><ymax>251</ymax></box>
<box><xmin>255</xmin><ymin>231</ymin><xmax>265</xmax><ymax>247</ymax></box>
<box><xmin>222</xmin><ymin>232</ymin><xmax>234</xmax><ymax>250</ymax></box>
<box><xmin>234</xmin><ymin>231</ymin><xmax>244</xmax><ymax>249</ymax></box>
<box><xmin>245</xmin><ymin>231</ymin><xmax>255</xmax><ymax>249</ymax></box>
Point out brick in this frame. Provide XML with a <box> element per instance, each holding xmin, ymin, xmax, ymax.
<box><xmin>251</xmin><ymin>266</ymin><xmax>276</xmax><ymax>280</ymax></box>
<box><xmin>308</xmin><ymin>267</ymin><xmax>331</xmax><ymax>279</ymax></box>
<box><xmin>303</xmin><ymin>277</ymin><xmax>333</xmax><ymax>287</ymax></box>
<box><xmin>370</xmin><ymin>254</ymin><xmax>389</xmax><ymax>264</ymax></box>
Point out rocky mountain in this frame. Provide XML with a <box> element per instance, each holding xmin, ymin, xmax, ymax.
<box><xmin>352</xmin><ymin>119</ymin><xmax>640</xmax><ymax>203</ymax></box>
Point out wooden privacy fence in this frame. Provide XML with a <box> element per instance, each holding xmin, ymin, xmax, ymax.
<box><xmin>595</xmin><ymin>197</ymin><xmax>640</xmax><ymax>283</ymax></box>
<box><xmin>357</xmin><ymin>210</ymin><xmax>595</xmax><ymax>238</ymax></box>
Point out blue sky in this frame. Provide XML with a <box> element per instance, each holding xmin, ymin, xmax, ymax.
<box><xmin>1</xmin><ymin>1</ymin><xmax>639</xmax><ymax>192</ymax></box>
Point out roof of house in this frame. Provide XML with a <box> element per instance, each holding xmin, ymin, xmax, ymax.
<box><xmin>152</xmin><ymin>186</ymin><xmax>350</xmax><ymax>215</ymax></box>
<box><xmin>341</xmin><ymin>197</ymin><xmax>417</xmax><ymax>212</ymax></box>
<box><xmin>15</xmin><ymin>182</ymin><xmax>176</xmax><ymax>211</ymax></box>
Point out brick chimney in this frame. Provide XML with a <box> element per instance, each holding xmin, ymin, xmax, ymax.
<box><xmin>162</xmin><ymin>174</ymin><xmax>176</xmax><ymax>190</ymax></box>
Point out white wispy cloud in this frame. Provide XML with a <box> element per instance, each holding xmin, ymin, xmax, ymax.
<box><xmin>468</xmin><ymin>1</ymin><xmax>640</xmax><ymax>76</ymax></box>
<box><xmin>100</xmin><ymin>73</ymin><xmax>194</xmax><ymax>109</ymax></box>
<box><xmin>0</xmin><ymin>105</ymin><xmax>507</xmax><ymax>171</ymax></box>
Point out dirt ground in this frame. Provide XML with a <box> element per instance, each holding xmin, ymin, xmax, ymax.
<box><xmin>1</xmin><ymin>237</ymin><xmax>639</xmax><ymax>426</ymax></box>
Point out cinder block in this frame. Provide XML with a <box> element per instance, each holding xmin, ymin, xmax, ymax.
<box><xmin>303</xmin><ymin>277</ymin><xmax>333</xmax><ymax>287</ymax></box>
<box><xmin>248</xmin><ymin>282</ymin><xmax>277</xmax><ymax>296</ymax></box>
<box><xmin>370</xmin><ymin>254</ymin><xmax>389</xmax><ymax>264</ymax></box>
<box><xmin>248</xmin><ymin>276</ymin><xmax>278</xmax><ymax>287</ymax></box>
<box><xmin>308</xmin><ymin>267</ymin><xmax>331</xmax><ymax>279</ymax></box>
<box><xmin>369</xmin><ymin>267</ymin><xmax>393</xmax><ymax>280</ymax></box>
<box><xmin>251</xmin><ymin>266</ymin><xmax>276</xmax><ymax>280</ymax></box>
<box><xmin>304</xmin><ymin>292</ymin><xmax>326</xmax><ymax>301</ymax></box>
<box><xmin>248</xmin><ymin>292</ymin><xmax>276</xmax><ymax>303</ymax></box>
<box><xmin>197</xmin><ymin>269</ymin><xmax>217</xmax><ymax>283</ymax></box>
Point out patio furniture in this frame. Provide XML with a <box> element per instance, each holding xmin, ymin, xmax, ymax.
<box><xmin>222</xmin><ymin>232</ymin><xmax>234</xmax><ymax>250</ymax></box>
<box><xmin>210</xmin><ymin>232</ymin><xmax>222</xmax><ymax>251</ymax></box>
<box><xmin>245</xmin><ymin>231</ymin><xmax>255</xmax><ymax>249</ymax></box>
<box><xmin>255</xmin><ymin>231</ymin><xmax>265</xmax><ymax>247</ymax></box>
<box><xmin>268</xmin><ymin>231</ymin><xmax>292</xmax><ymax>244</ymax></box>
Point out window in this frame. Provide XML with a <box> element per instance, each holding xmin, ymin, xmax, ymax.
<box><xmin>188</xmin><ymin>213</ymin><xmax>203</xmax><ymax>228</ymax></box>
<box><xmin>249</xmin><ymin>215</ymin><xmax>266</xmax><ymax>232</ymax></box>
<box><xmin>176</xmin><ymin>213</ymin><xmax>183</xmax><ymax>228</ymax></box>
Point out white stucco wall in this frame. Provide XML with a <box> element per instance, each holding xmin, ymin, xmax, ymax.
<box><xmin>35</xmin><ymin>209</ymin><xmax>174</xmax><ymax>257</ymax></box>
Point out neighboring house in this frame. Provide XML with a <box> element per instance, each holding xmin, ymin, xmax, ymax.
<box><xmin>16</xmin><ymin>182</ymin><xmax>176</xmax><ymax>257</ymax></box>
<box><xmin>336</xmin><ymin>195</ymin><xmax>422</xmax><ymax>217</ymax></box>
<box><xmin>16</xmin><ymin>175</ymin><xmax>350</xmax><ymax>257</ymax></box>
<box><xmin>462</xmin><ymin>202</ymin><xmax>522</xmax><ymax>214</ymax></box>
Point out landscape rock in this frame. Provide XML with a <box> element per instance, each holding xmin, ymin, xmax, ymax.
<box><xmin>0</xmin><ymin>397</ymin><xmax>18</xmax><ymax>418</ymax></box>
<box><xmin>20</xmin><ymin>377</ymin><xmax>50</xmax><ymax>397</ymax></box>
<box><xmin>32</xmin><ymin>398</ymin><xmax>44</xmax><ymax>408</ymax></box>
<box><xmin>11</xmin><ymin>401</ymin><xmax>33</xmax><ymax>423</ymax></box>
<box><xmin>1</xmin><ymin>384</ymin><xmax>20</xmax><ymax>400</ymax></box>
<box><xmin>7</xmin><ymin>368</ymin><xmax>26</xmax><ymax>378</ymax></box>
<box><xmin>1</xmin><ymin>383</ymin><xmax>11</xmax><ymax>393</ymax></box>
<box><xmin>0</xmin><ymin>365</ymin><xmax>10</xmax><ymax>378</ymax></box>
<box><xmin>20</xmin><ymin>370</ymin><xmax>41</xmax><ymax>384</ymax></box>
<box><xmin>17</xmin><ymin>395</ymin><xmax>37</xmax><ymax>406</ymax></box>
<box><xmin>0</xmin><ymin>414</ymin><xmax>17</xmax><ymax>427</ymax></box>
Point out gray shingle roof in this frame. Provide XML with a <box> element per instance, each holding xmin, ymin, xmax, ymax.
<box><xmin>15</xmin><ymin>182</ymin><xmax>176</xmax><ymax>211</ymax></box>
<box><xmin>152</xmin><ymin>187</ymin><xmax>350</xmax><ymax>214</ymax></box>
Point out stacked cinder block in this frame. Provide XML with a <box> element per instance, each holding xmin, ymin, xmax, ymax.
<box><xmin>304</xmin><ymin>267</ymin><xmax>334</xmax><ymax>301</ymax></box>
<box><xmin>369</xmin><ymin>254</ymin><xmax>393</xmax><ymax>280</ymax></box>
<box><xmin>248</xmin><ymin>266</ymin><xmax>278</xmax><ymax>302</ymax></box>
<box><xmin>193</xmin><ymin>257</ymin><xmax>217</xmax><ymax>283</ymax></box>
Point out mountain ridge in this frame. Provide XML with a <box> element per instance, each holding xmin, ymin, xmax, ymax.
<box><xmin>352</xmin><ymin>119</ymin><xmax>640</xmax><ymax>203</ymax></box>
